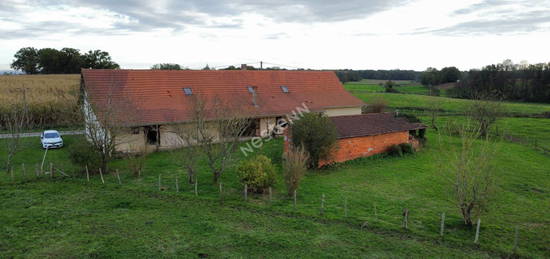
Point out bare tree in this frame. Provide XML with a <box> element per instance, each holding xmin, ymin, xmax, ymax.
<box><xmin>283</xmin><ymin>145</ymin><xmax>309</xmax><ymax>197</ymax></box>
<box><xmin>467</xmin><ymin>97</ymin><xmax>503</xmax><ymax>138</ymax></box>
<box><xmin>194</xmin><ymin>96</ymin><xmax>250</xmax><ymax>184</ymax></box>
<box><xmin>172</xmin><ymin>124</ymin><xmax>201</xmax><ymax>184</ymax></box>
<box><xmin>427</xmin><ymin>97</ymin><xmax>442</xmax><ymax>131</ymax></box>
<box><xmin>439</xmin><ymin>123</ymin><xmax>497</xmax><ymax>226</ymax></box>
<box><xmin>2</xmin><ymin>89</ymin><xmax>31</xmax><ymax>173</ymax></box>
<box><xmin>81</xmin><ymin>77</ymin><xmax>133</xmax><ymax>174</ymax></box>
<box><xmin>126</xmin><ymin>144</ymin><xmax>148</xmax><ymax>177</ymax></box>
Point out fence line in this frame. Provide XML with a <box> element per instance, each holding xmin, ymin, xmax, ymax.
<box><xmin>0</xmin><ymin>166</ymin><xmax>527</xmax><ymax>257</ymax></box>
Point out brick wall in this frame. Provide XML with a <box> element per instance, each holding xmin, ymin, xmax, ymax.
<box><xmin>283</xmin><ymin>129</ymin><xmax>410</xmax><ymax>167</ymax></box>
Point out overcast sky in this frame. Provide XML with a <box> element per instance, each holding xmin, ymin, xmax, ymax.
<box><xmin>1</xmin><ymin>0</ymin><xmax>549</xmax><ymax>71</ymax></box>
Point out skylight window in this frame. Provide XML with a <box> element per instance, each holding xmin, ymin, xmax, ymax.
<box><xmin>247</xmin><ymin>86</ymin><xmax>256</xmax><ymax>94</ymax></box>
<box><xmin>183</xmin><ymin>87</ymin><xmax>192</xmax><ymax>96</ymax></box>
<box><xmin>280</xmin><ymin>85</ymin><xmax>289</xmax><ymax>93</ymax></box>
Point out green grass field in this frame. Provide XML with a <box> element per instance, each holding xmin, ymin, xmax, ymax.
<box><xmin>1</xmin><ymin>133</ymin><xmax>549</xmax><ymax>257</ymax></box>
<box><xmin>345</xmin><ymin>87</ymin><xmax>550</xmax><ymax>115</ymax></box>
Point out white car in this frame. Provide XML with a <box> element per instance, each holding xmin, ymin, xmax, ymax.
<box><xmin>40</xmin><ymin>130</ymin><xmax>64</xmax><ymax>149</ymax></box>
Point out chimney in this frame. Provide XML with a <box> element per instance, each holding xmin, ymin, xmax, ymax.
<box><xmin>241</xmin><ymin>64</ymin><xmax>247</xmax><ymax>70</ymax></box>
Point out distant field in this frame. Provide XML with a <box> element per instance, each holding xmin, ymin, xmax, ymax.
<box><xmin>345</xmin><ymin>89</ymin><xmax>550</xmax><ymax>116</ymax></box>
<box><xmin>0</xmin><ymin>74</ymin><xmax>80</xmax><ymax>129</ymax></box>
<box><xmin>351</xmin><ymin>79</ymin><xmax>416</xmax><ymax>86</ymax></box>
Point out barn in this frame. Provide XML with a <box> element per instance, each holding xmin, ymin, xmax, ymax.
<box><xmin>80</xmin><ymin>69</ymin><xmax>365</xmax><ymax>152</ymax></box>
<box><xmin>284</xmin><ymin>113</ymin><xmax>426</xmax><ymax>166</ymax></box>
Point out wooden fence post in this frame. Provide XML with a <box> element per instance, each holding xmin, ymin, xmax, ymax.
<box><xmin>116</xmin><ymin>169</ymin><xmax>121</xmax><ymax>184</ymax></box>
<box><xmin>320</xmin><ymin>194</ymin><xmax>325</xmax><ymax>216</ymax></box>
<box><xmin>293</xmin><ymin>190</ymin><xmax>297</xmax><ymax>209</ymax></box>
<box><xmin>85</xmin><ymin>165</ymin><xmax>90</xmax><ymax>182</ymax></box>
<box><xmin>474</xmin><ymin>218</ymin><xmax>481</xmax><ymax>244</ymax></box>
<box><xmin>175</xmin><ymin>177</ymin><xmax>179</xmax><ymax>193</ymax></box>
<box><xmin>244</xmin><ymin>184</ymin><xmax>248</xmax><ymax>201</ymax></box>
<box><xmin>194</xmin><ymin>179</ymin><xmax>198</xmax><ymax>196</ymax></box>
<box><xmin>402</xmin><ymin>208</ymin><xmax>409</xmax><ymax>229</ymax></box>
<box><xmin>513</xmin><ymin>226</ymin><xmax>519</xmax><ymax>254</ymax></box>
<box><xmin>99</xmin><ymin>168</ymin><xmax>105</xmax><ymax>184</ymax></box>
<box><xmin>219</xmin><ymin>182</ymin><xmax>223</xmax><ymax>203</ymax></box>
<box><xmin>158</xmin><ymin>174</ymin><xmax>162</xmax><ymax>191</ymax></box>
<box><xmin>440</xmin><ymin>212</ymin><xmax>446</xmax><ymax>237</ymax></box>
<box><xmin>268</xmin><ymin>187</ymin><xmax>272</xmax><ymax>202</ymax></box>
<box><xmin>344</xmin><ymin>197</ymin><xmax>348</xmax><ymax>217</ymax></box>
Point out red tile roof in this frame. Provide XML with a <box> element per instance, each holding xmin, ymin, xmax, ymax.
<box><xmin>82</xmin><ymin>69</ymin><xmax>364</xmax><ymax>126</ymax></box>
<box><xmin>330</xmin><ymin>113</ymin><xmax>426</xmax><ymax>139</ymax></box>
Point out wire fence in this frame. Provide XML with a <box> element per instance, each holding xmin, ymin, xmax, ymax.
<box><xmin>1</xmin><ymin>163</ymin><xmax>536</xmax><ymax>258</ymax></box>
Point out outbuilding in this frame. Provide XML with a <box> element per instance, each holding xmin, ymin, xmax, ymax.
<box><xmin>285</xmin><ymin>113</ymin><xmax>426</xmax><ymax>166</ymax></box>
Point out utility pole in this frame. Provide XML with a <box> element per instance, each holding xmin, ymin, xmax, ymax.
<box><xmin>260</xmin><ymin>61</ymin><xmax>263</xmax><ymax>70</ymax></box>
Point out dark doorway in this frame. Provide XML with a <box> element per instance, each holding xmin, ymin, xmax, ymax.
<box><xmin>146</xmin><ymin>126</ymin><xmax>159</xmax><ymax>144</ymax></box>
<box><xmin>242</xmin><ymin>119</ymin><xmax>259</xmax><ymax>137</ymax></box>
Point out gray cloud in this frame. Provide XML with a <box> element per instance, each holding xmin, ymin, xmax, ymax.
<box><xmin>0</xmin><ymin>0</ymin><xmax>407</xmax><ymax>38</ymax></box>
<box><xmin>414</xmin><ymin>0</ymin><xmax>550</xmax><ymax>35</ymax></box>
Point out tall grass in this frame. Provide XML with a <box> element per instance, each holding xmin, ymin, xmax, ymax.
<box><xmin>0</xmin><ymin>74</ymin><xmax>81</xmax><ymax>130</ymax></box>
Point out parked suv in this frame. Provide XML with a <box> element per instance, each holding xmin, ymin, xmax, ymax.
<box><xmin>40</xmin><ymin>130</ymin><xmax>64</xmax><ymax>149</ymax></box>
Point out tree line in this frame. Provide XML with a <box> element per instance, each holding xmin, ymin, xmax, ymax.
<box><xmin>335</xmin><ymin>69</ymin><xmax>420</xmax><ymax>83</ymax></box>
<box><xmin>11</xmin><ymin>47</ymin><xmax>119</xmax><ymax>74</ymax></box>
<box><xmin>420</xmin><ymin>66</ymin><xmax>462</xmax><ymax>86</ymax></box>
<box><xmin>449</xmin><ymin>60</ymin><xmax>550</xmax><ymax>103</ymax></box>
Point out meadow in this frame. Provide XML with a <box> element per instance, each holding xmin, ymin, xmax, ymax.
<box><xmin>1</xmin><ymin>131</ymin><xmax>549</xmax><ymax>257</ymax></box>
<box><xmin>1</xmin><ymin>76</ymin><xmax>549</xmax><ymax>257</ymax></box>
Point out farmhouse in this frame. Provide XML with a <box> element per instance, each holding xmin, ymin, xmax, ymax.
<box><xmin>81</xmin><ymin>69</ymin><xmax>365</xmax><ymax>152</ymax></box>
<box><xmin>284</xmin><ymin>113</ymin><xmax>426</xmax><ymax>166</ymax></box>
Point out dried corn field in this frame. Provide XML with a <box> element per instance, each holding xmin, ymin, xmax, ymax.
<box><xmin>0</xmin><ymin>74</ymin><xmax>82</xmax><ymax>130</ymax></box>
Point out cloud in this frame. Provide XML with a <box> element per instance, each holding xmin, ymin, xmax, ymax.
<box><xmin>413</xmin><ymin>0</ymin><xmax>550</xmax><ymax>35</ymax></box>
<box><xmin>0</xmin><ymin>0</ymin><xmax>407</xmax><ymax>38</ymax></box>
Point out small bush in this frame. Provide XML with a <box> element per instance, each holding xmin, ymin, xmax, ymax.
<box><xmin>388</xmin><ymin>145</ymin><xmax>403</xmax><ymax>157</ymax></box>
<box><xmin>237</xmin><ymin>155</ymin><xmax>276</xmax><ymax>193</ymax></box>
<box><xmin>365</xmin><ymin>97</ymin><xmax>387</xmax><ymax>113</ymax></box>
<box><xmin>283</xmin><ymin>145</ymin><xmax>309</xmax><ymax>197</ymax></box>
<box><xmin>68</xmin><ymin>141</ymin><xmax>101</xmax><ymax>172</ymax></box>
<box><xmin>399</xmin><ymin>143</ymin><xmax>414</xmax><ymax>154</ymax></box>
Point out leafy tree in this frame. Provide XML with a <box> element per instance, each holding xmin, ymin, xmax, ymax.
<box><xmin>10</xmin><ymin>47</ymin><xmax>40</xmax><ymax>74</ymax></box>
<box><xmin>151</xmin><ymin>63</ymin><xmax>182</xmax><ymax>70</ymax></box>
<box><xmin>290</xmin><ymin>113</ymin><xmax>337</xmax><ymax>168</ymax></box>
<box><xmin>59</xmin><ymin>48</ymin><xmax>83</xmax><ymax>74</ymax></box>
<box><xmin>37</xmin><ymin>48</ymin><xmax>63</xmax><ymax>74</ymax></box>
<box><xmin>11</xmin><ymin>47</ymin><xmax>119</xmax><ymax>74</ymax></box>
<box><xmin>82</xmin><ymin>50</ymin><xmax>119</xmax><ymax>69</ymax></box>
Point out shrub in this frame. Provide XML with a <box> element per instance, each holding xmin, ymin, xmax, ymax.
<box><xmin>283</xmin><ymin>145</ymin><xmax>309</xmax><ymax>197</ymax></box>
<box><xmin>291</xmin><ymin>113</ymin><xmax>337</xmax><ymax>168</ymax></box>
<box><xmin>68</xmin><ymin>141</ymin><xmax>101</xmax><ymax>172</ymax></box>
<box><xmin>237</xmin><ymin>155</ymin><xmax>276</xmax><ymax>193</ymax></box>
<box><xmin>388</xmin><ymin>144</ymin><xmax>403</xmax><ymax>157</ymax></box>
<box><xmin>364</xmin><ymin>97</ymin><xmax>387</xmax><ymax>113</ymax></box>
<box><xmin>399</xmin><ymin>143</ymin><xmax>414</xmax><ymax>154</ymax></box>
